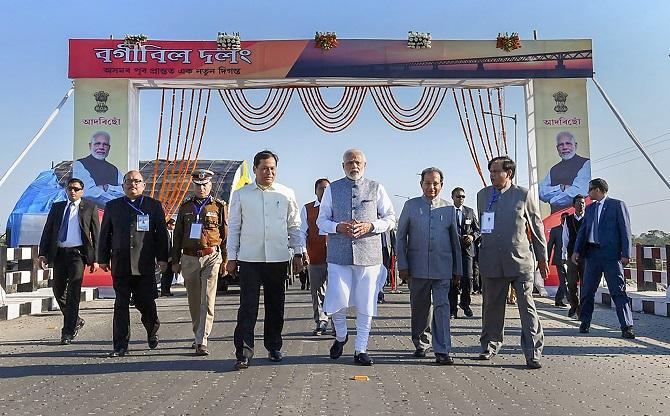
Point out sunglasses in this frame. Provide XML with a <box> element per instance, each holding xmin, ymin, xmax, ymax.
<box><xmin>454</xmin><ymin>195</ymin><xmax>466</xmax><ymax>198</ymax></box>
<box><xmin>67</xmin><ymin>187</ymin><xmax>83</xmax><ymax>192</ymax></box>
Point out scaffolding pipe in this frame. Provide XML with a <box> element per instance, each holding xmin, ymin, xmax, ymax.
<box><xmin>0</xmin><ymin>85</ymin><xmax>74</xmax><ymax>188</ymax></box>
<box><xmin>592</xmin><ymin>78</ymin><xmax>670</xmax><ymax>190</ymax></box>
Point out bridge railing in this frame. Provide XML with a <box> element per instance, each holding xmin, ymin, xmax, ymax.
<box><xmin>0</xmin><ymin>245</ymin><xmax>52</xmax><ymax>298</ymax></box>
<box><xmin>622</xmin><ymin>244</ymin><xmax>668</xmax><ymax>300</ymax></box>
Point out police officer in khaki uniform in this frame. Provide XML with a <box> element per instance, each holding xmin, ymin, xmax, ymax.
<box><xmin>172</xmin><ymin>169</ymin><xmax>228</xmax><ymax>356</ymax></box>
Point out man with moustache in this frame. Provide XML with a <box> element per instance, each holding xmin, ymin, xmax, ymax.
<box><xmin>396</xmin><ymin>167</ymin><xmax>462</xmax><ymax>364</ymax></box>
<box><xmin>476</xmin><ymin>156</ymin><xmax>548</xmax><ymax>369</ymax></box>
<box><xmin>98</xmin><ymin>170</ymin><xmax>169</xmax><ymax>357</ymax></box>
<box><xmin>317</xmin><ymin>149</ymin><xmax>396</xmax><ymax>366</ymax></box>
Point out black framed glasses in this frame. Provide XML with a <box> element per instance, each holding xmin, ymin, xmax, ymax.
<box><xmin>454</xmin><ymin>195</ymin><xmax>466</xmax><ymax>198</ymax></box>
<box><xmin>124</xmin><ymin>179</ymin><xmax>143</xmax><ymax>185</ymax></box>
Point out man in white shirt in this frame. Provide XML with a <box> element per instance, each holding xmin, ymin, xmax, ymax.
<box><xmin>226</xmin><ymin>150</ymin><xmax>303</xmax><ymax>370</ymax></box>
<box><xmin>300</xmin><ymin>178</ymin><xmax>330</xmax><ymax>336</ymax></box>
<box><xmin>539</xmin><ymin>131</ymin><xmax>591</xmax><ymax>212</ymax></box>
<box><xmin>562</xmin><ymin>194</ymin><xmax>586</xmax><ymax>318</ymax></box>
<box><xmin>317</xmin><ymin>149</ymin><xmax>396</xmax><ymax>366</ymax></box>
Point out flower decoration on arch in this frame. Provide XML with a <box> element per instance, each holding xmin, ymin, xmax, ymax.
<box><xmin>217</xmin><ymin>32</ymin><xmax>241</xmax><ymax>50</ymax></box>
<box><xmin>407</xmin><ymin>31</ymin><xmax>431</xmax><ymax>49</ymax></box>
<box><xmin>315</xmin><ymin>32</ymin><xmax>338</xmax><ymax>50</ymax></box>
<box><xmin>123</xmin><ymin>34</ymin><xmax>148</xmax><ymax>48</ymax></box>
<box><xmin>496</xmin><ymin>32</ymin><xmax>522</xmax><ymax>52</ymax></box>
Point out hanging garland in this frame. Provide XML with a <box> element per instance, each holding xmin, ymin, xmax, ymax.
<box><xmin>497</xmin><ymin>87</ymin><xmax>509</xmax><ymax>155</ymax></box>
<box><xmin>296</xmin><ymin>87</ymin><xmax>366</xmax><ymax>132</ymax></box>
<box><xmin>369</xmin><ymin>86</ymin><xmax>446</xmax><ymax>131</ymax></box>
<box><xmin>477</xmin><ymin>89</ymin><xmax>494</xmax><ymax>158</ymax></box>
<box><xmin>467</xmin><ymin>90</ymin><xmax>491</xmax><ymax>162</ymax></box>
<box><xmin>486</xmin><ymin>88</ymin><xmax>501</xmax><ymax>156</ymax></box>
<box><xmin>219</xmin><ymin>88</ymin><xmax>293</xmax><ymax>131</ymax></box>
<box><xmin>158</xmin><ymin>89</ymin><xmax>177</xmax><ymax>201</ymax></box>
<box><xmin>452</xmin><ymin>89</ymin><xmax>486</xmax><ymax>186</ymax></box>
<box><xmin>150</xmin><ymin>89</ymin><xmax>166</xmax><ymax>198</ymax></box>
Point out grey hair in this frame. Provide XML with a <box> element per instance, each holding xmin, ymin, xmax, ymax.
<box><xmin>342</xmin><ymin>148</ymin><xmax>366</xmax><ymax>162</ymax></box>
<box><xmin>420</xmin><ymin>167</ymin><xmax>444</xmax><ymax>182</ymax></box>
<box><xmin>90</xmin><ymin>131</ymin><xmax>111</xmax><ymax>144</ymax></box>
<box><xmin>556</xmin><ymin>131</ymin><xmax>576</xmax><ymax>144</ymax></box>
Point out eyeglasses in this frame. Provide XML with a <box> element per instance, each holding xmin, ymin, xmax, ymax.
<box><xmin>67</xmin><ymin>187</ymin><xmax>83</xmax><ymax>192</ymax></box>
<box><xmin>454</xmin><ymin>195</ymin><xmax>466</xmax><ymax>198</ymax></box>
<box><xmin>124</xmin><ymin>179</ymin><xmax>143</xmax><ymax>185</ymax></box>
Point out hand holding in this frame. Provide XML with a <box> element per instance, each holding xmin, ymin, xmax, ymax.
<box><xmin>537</xmin><ymin>260</ymin><xmax>549</xmax><ymax>280</ymax></box>
<box><xmin>226</xmin><ymin>260</ymin><xmax>237</xmax><ymax>276</ymax></box>
<box><xmin>100</xmin><ymin>263</ymin><xmax>111</xmax><ymax>272</ymax></box>
<box><xmin>399</xmin><ymin>269</ymin><xmax>410</xmax><ymax>282</ymax></box>
<box><xmin>89</xmin><ymin>262</ymin><xmax>99</xmax><ymax>273</ymax></box>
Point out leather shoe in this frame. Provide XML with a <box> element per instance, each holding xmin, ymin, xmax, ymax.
<box><xmin>233</xmin><ymin>358</ymin><xmax>250</xmax><ymax>370</ymax></box>
<box><xmin>579</xmin><ymin>322</ymin><xmax>590</xmax><ymax>333</ymax></box>
<box><xmin>450</xmin><ymin>312</ymin><xmax>458</xmax><ymax>319</ymax></box>
<box><xmin>526</xmin><ymin>359</ymin><xmax>542</xmax><ymax>369</ymax></box>
<box><xmin>108</xmin><ymin>348</ymin><xmax>128</xmax><ymax>357</ymax></box>
<box><xmin>268</xmin><ymin>350</ymin><xmax>283</xmax><ymax>362</ymax></box>
<box><xmin>621</xmin><ymin>326</ymin><xmax>636</xmax><ymax>339</ymax></box>
<box><xmin>195</xmin><ymin>344</ymin><xmax>209</xmax><ymax>356</ymax></box>
<box><xmin>329</xmin><ymin>335</ymin><xmax>348</xmax><ymax>359</ymax></box>
<box><xmin>413</xmin><ymin>348</ymin><xmax>427</xmax><ymax>358</ymax></box>
<box><xmin>463</xmin><ymin>308</ymin><xmax>474</xmax><ymax>318</ymax></box>
<box><xmin>477</xmin><ymin>350</ymin><xmax>496</xmax><ymax>360</ymax></box>
<box><xmin>354</xmin><ymin>352</ymin><xmax>374</xmax><ymax>366</ymax></box>
<box><xmin>148</xmin><ymin>334</ymin><xmax>159</xmax><ymax>349</ymax></box>
<box><xmin>160</xmin><ymin>292</ymin><xmax>175</xmax><ymax>297</ymax></box>
<box><xmin>60</xmin><ymin>335</ymin><xmax>73</xmax><ymax>345</ymax></box>
<box><xmin>435</xmin><ymin>353</ymin><xmax>454</xmax><ymax>365</ymax></box>
<box><xmin>567</xmin><ymin>307</ymin><xmax>578</xmax><ymax>318</ymax></box>
<box><xmin>555</xmin><ymin>301</ymin><xmax>568</xmax><ymax>307</ymax></box>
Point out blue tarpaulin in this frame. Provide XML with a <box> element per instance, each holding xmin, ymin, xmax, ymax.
<box><xmin>6</xmin><ymin>170</ymin><xmax>66</xmax><ymax>247</ymax></box>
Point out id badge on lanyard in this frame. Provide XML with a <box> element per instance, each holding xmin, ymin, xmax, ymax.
<box><xmin>126</xmin><ymin>197</ymin><xmax>149</xmax><ymax>232</ymax></box>
<box><xmin>481</xmin><ymin>189</ymin><xmax>499</xmax><ymax>234</ymax></box>
<box><xmin>189</xmin><ymin>197</ymin><xmax>210</xmax><ymax>239</ymax></box>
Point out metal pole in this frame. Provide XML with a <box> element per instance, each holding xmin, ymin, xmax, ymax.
<box><xmin>514</xmin><ymin>114</ymin><xmax>518</xmax><ymax>184</ymax></box>
<box><xmin>0</xmin><ymin>85</ymin><xmax>75</xmax><ymax>189</ymax></box>
<box><xmin>592</xmin><ymin>78</ymin><xmax>670</xmax><ymax>190</ymax></box>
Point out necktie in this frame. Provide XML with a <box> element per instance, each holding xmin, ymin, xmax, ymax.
<box><xmin>592</xmin><ymin>202</ymin><xmax>600</xmax><ymax>244</ymax></box>
<box><xmin>456</xmin><ymin>208</ymin><xmax>463</xmax><ymax>234</ymax></box>
<box><xmin>58</xmin><ymin>202</ymin><xmax>73</xmax><ymax>243</ymax></box>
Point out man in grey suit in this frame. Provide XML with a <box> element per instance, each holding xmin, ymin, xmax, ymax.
<box><xmin>397</xmin><ymin>167</ymin><xmax>462</xmax><ymax>365</ymax></box>
<box><xmin>476</xmin><ymin>156</ymin><xmax>548</xmax><ymax>369</ymax></box>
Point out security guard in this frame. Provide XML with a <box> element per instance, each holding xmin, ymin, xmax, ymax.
<box><xmin>172</xmin><ymin>169</ymin><xmax>228</xmax><ymax>356</ymax></box>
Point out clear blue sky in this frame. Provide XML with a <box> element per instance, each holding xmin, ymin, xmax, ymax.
<box><xmin>1</xmin><ymin>0</ymin><xmax>669</xmax><ymax>234</ymax></box>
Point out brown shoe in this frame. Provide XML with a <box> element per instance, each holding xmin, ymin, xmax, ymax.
<box><xmin>195</xmin><ymin>344</ymin><xmax>210</xmax><ymax>356</ymax></box>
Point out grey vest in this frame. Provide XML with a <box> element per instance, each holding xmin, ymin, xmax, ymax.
<box><xmin>327</xmin><ymin>177</ymin><xmax>382</xmax><ymax>266</ymax></box>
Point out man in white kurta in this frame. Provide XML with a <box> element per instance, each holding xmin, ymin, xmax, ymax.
<box><xmin>316</xmin><ymin>149</ymin><xmax>395</xmax><ymax>366</ymax></box>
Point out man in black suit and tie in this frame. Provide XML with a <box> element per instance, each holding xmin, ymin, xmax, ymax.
<box><xmin>448</xmin><ymin>187</ymin><xmax>480</xmax><ymax>318</ymax></box>
<box><xmin>547</xmin><ymin>213</ymin><xmax>569</xmax><ymax>307</ymax></box>
<box><xmin>39</xmin><ymin>178</ymin><xmax>100</xmax><ymax>345</ymax></box>
<box><xmin>98</xmin><ymin>170</ymin><xmax>169</xmax><ymax>357</ymax></box>
<box><xmin>160</xmin><ymin>218</ymin><xmax>176</xmax><ymax>297</ymax></box>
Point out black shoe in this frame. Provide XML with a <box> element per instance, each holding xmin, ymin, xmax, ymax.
<box><xmin>148</xmin><ymin>334</ymin><xmax>159</xmax><ymax>349</ymax></box>
<box><xmin>233</xmin><ymin>358</ymin><xmax>250</xmax><ymax>370</ymax></box>
<box><xmin>463</xmin><ymin>308</ymin><xmax>474</xmax><ymax>318</ymax></box>
<box><xmin>579</xmin><ymin>322</ymin><xmax>590</xmax><ymax>333</ymax></box>
<box><xmin>60</xmin><ymin>335</ymin><xmax>73</xmax><ymax>345</ymax></box>
<box><xmin>313</xmin><ymin>321</ymin><xmax>328</xmax><ymax>336</ymax></box>
<box><xmin>621</xmin><ymin>326</ymin><xmax>636</xmax><ymax>339</ymax></box>
<box><xmin>109</xmin><ymin>348</ymin><xmax>128</xmax><ymax>357</ymax></box>
<box><xmin>268</xmin><ymin>350</ymin><xmax>283</xmax><ymax>362</ymax></box>
<box><xmin>567</xmin><ymin>306</ymin><xmax>578</xmax><ymax>318</ymax></box>
<box><xmin>413</xmin><ymin>348</ymin><xmax>427</xmax><ymax>358</ymax></box>
<box><xmin>354</xmin><ymin>352</ymin><xmax>374</xmax><ymax>366</ymax></box>
<box><xmin>435</xmin><ymin>353</ymin><xmax>454</xmax><ymax>365</ymax></box>
<box><xmin>329</xmin><ymin>335</ymin><xmax>348</xmax><ymax>359</ymax></box>
<box><xmin>450</xmin><ymin>311</ymin><xmax>458</xmax><ymax>319</ymax></box>
<box><xmin>477</xmin><ymin>350</ymin><xmax>496</xmax><ymax>360</ymax></box>
<box><xmin>555</xmin><ymin>301</ymin><xmax>568</xmax><ymax>307</ymax></box>
<box><xmin>75</xmin><ymin>318</ymin><xmax>85</xmax><ymax>331</ymax></box>
<box><xmin>160</xmin><ymin>292</ymin><xmax>174</xmax><ymax>297</ymax></box>
<box><xmin>300</xmin><ymin>283</ymin><xmax>306</xmax><ymax>290</ymax></box>
<box><xmin>526</xmin><ymin>359</ymin><xmax>542</xmax><ymax>369</ymax></box>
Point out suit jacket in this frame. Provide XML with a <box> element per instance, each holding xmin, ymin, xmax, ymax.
<box><xmin>476</xmin><ymin>184</ymin><xmax>547</xmax><ymax>278</ymax></box>
<box><xmin>547</xmin><ymin>224</ymin><xmax>564</xmax><ymax>266</ymax></box>
<box><xmin>38</xmin><ymin>199</ymin><xmax>100</xmax><ymax>266</ymax></box>
<box><xmin>455</xmin><ymin>205</ymin><xmax>480</xmax><ymax>257</ymax></box>
<box><xmin>98</xmin><ymin>196</ymin><xmax>169</xmax><ymax>278</ymax></box>
<box><xmin>574</xmin><ymin>196</ymin><xmax>631</xmax><ymax>260</ymax></box>
<box><xmin>396</xmin><ymin>196</ymin><xmax>462</xmax><ymax>280</ymax></box>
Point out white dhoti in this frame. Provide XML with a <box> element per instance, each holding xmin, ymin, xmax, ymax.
<box><xmin>324</xmin><ymin>263</ymin><xmax>386</xmax><ymax>352</ymax></box>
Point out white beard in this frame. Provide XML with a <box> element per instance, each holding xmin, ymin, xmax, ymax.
<box><xmin>346</xmin><ymin>172</ymin><xmax>363</xmax><ymax>180</ymax></box>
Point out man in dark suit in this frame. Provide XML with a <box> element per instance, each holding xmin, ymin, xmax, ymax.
<box><xmin>160</xmin><ymin>218</ymin><xmax>176</xmax><ymax>297</ymax></box>
<box><xmin>38</xmin><ymin>178</ymin><xmax>99</xmax><ymax>345</ymax></box>
<box><xmin>547</xmin><ymin>213</ymin><xmax>569</xmax><ymax>307</ymax></box>
<box><xmin>98</xmin><ymin>170</ymin><xmax>169</xmax><ymax>357</ymax></box>
<box><xmin>449</xmin><ymin>187</ymin><xmax>480</xmax><ymax>318</ymax></box>
<box><xmin>572</xmin><ymin>178</ymin><xmax>634</xmax><ymax>339</ymax></box>
<box><xmin>563</xmin><ymin>195</ymin><xmax>586</xmax><ymax>318</ymax></box>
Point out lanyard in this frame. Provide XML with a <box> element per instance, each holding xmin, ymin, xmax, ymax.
<box><xmin>193</xmin><ymin>196</ymin><xmax>211</xmax><ymax>222</ymax></box>
<box><xmin>124</xmin><ymin>196</ymin><xmax>146</xmax><ymax>216</ymax></box>
<box><xmin>486</xmin><ymin>189</ymin><xmax>499</xmax><ymax>212</ymax></box>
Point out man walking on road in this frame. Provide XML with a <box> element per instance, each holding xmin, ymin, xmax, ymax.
<box><xmin>172</xmin><ymin>169</ymin><xmax>228</xmax><ymax>356</ymax></box>
<box><xmin>476</xmin><ymin>156</ymin><xmax>547</xmax><ymax>369</ymax></box>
